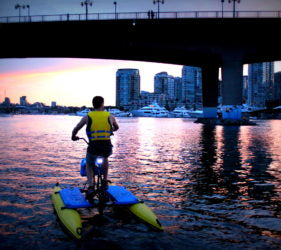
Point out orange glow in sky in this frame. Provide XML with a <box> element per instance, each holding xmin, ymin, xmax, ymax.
<box><xmin>0</xmin><ymin>58</ymin><xmax>183</xmax><ymax>107</ymax></box>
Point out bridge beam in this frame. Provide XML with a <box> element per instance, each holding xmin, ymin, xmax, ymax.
<box><xmin>202</xmin><ymin>64</ymin><xmax>219</xmax><ymax>118</ymax></box>
<box><xmin>221</xmin><ymin>58</ymin><xmax>243</xmax><ymax>120</ymax></box>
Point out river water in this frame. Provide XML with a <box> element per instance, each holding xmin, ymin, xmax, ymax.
<box><xmin>0</xmin><ymin>115</ymin><xmax>281</xmax><ymax>249</ymax></box>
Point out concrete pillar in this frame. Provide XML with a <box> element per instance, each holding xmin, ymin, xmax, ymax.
<box><xmin>202</xmin><ymin>64</ymin><xmax>219</xmax><ymax>118</ymax></box>
<box><xmin>221</xmin><ymin>59</ymin><xmax>243</xmax><ymax>120</ymax></box>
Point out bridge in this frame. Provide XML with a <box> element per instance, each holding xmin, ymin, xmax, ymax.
<box><xmin>0</xmin><ymin>14</ymin><xmax>281</xmax><ymax>119</ymax></box>
<box><xmin>1</xmin><ymin>10</ymin><xmax>281</xmax><ymax>23</ymax></box>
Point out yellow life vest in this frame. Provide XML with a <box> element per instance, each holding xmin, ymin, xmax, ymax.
<box><xmin>87</xmin><ymin>111</ymin><xmax>112</xmax><ymax>141</ymax></box>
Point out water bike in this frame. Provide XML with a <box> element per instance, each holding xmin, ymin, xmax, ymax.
<box><xmin>52</xmin><ymin>138</ymin><xmax>164</xmax><ymax>240</ymax></box>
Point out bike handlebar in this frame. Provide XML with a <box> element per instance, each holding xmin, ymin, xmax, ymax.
<box><xmin>78</xmin><ymin>137</ymin><xmax>89</xmax><ymax>145</ymax></box>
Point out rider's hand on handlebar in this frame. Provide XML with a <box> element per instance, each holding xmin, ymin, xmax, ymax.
<box><xmin>71</xmin><ymin>135</ymin><xmax>80</xmax><ymax>141</ymax></box>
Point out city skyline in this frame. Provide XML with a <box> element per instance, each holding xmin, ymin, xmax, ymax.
<box><xmin>0</xmin><ymin>58</ymin><xmax>183</xmax><ymax>107</ymax></box>
<box><xmin>1</xmin><ymin>58</ymin><xmax>281</xmax><ymax>107</ymax></box>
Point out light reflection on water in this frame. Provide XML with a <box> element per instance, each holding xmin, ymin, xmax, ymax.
<box><xmin>0</xmin><ymin>115</ymin><xmax>281</xmax><ymax>249</ymax></box>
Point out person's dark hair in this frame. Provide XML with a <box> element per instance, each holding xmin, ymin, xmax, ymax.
<box><xmin>92</xmin><ymin>96</ymin><xmax>104</xmax><ymax>109</ymax></box>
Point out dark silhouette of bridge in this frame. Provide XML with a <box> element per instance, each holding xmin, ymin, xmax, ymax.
<box><xmin>1</xmin><ymin>18</ymin><xmax>280</xmax><ymax>118</ymax></box>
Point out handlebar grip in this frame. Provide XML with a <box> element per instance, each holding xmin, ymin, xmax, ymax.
<box><xmin>78</xmin><ymin>137</ymin><xmax>89</xmax><ymax>145</ymax></box>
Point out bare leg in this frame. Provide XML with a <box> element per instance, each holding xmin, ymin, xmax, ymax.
<box><xmin>86</xmin><ymin>163</ymin><xmax>94</xmax><ymax>187</ymax></box>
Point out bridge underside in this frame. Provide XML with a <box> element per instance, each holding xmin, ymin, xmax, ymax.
<box><xmin>1</xmin><ymin>18</ymin><xmax>281</xmax><ymax>118</ymax></box>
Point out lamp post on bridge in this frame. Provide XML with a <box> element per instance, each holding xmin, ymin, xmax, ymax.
<box><xmin>15</xmin><ymin>4</ymin><xmax>26</xmax><ymax>22</ymax></box>
<box><xmin>113</xmin><ymin>1</ymin><xmax>117</xmax><ymax>20</ymax></box>
<box><xmin>81</xmin><ymin>0</ymin><xmax>93</xmax><ymax>21</ymax></box>
<box><xmin>26</xmin><ymin>5</ymin><xmax>30</xmax><ymax>22</ymax></box>
<box><xmin>228</xmin><ymin>0</ymin><xmax>241</xmax><ymax>18</ymax></box>
<box><xmin>153</xmin><ymin>0</ymin><xmax>164</xmax><ymax>19</ymax></box>
<box><xmin>221</xmin><ymin>0</ymin><xmax>224</xmax><ymax>18</ymax></box>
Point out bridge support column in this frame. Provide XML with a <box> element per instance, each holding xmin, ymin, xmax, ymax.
<box><xmin>221</xmin><ymin>59</ymin><xmax>243</xmax><ymax>120</ymax></box>
<box><xmin>202</xmin><ymin>64</ymin><xmax>219</xmax><ymax>118</ymax></box>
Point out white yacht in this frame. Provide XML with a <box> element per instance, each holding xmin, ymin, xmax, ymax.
<box><xmin>108</xmin><ymin>108</ymin><xmax>131</xmax><ymax>117</ymax></box>
<box><xmin>76</xmin><ymin>108</ymin><xmax>91</xmax><ymax>116</ymax></box>
<box><xmin>131</xmin><ymin>103</ymin><xmax>169</xmax><ymax>117</ymax></box>
<box><xmin>217</xmin><ymin>104</ymin><xmax>264</xmax><ymax>114</ymax></box>
<box><xmin>170</xmin><ymin>106</ymin><xmax>191</xmax><ymax>118</ymax></box>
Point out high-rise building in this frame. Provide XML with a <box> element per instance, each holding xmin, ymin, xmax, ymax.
<box><xmin>154</xmin><ymin>72</ymin><xmax>167</xmax><ymax>94</ymax></box>
<box><xmin>20</xmin><ymin>96</ymin><xmax>27</xmax><ymax>106</ymax></box>
<box><xmin>263</xmin><ymin>62</ymin><xmax>274</xmax><ymax>83</ymax></box>
<box><xmin>116</xmin><ymin>69</ymin><xmax>140</xmax><ymax>107</ymax></box>
<box><xmin>2</xmin><ymin>97</ymin><xmax>11</xmax><ymax>106</ymax></box>
<box><xmin>243</xmin><ymin>76</ymin><xmax>248</xmax><ymax>103</ymax></box>
<box><xmin>264</xmin><ymin>62</ymin><xmax>275</xmax><ymax>102</ymax></box>
<box><xmin>274</xmin><ymin>71</ymin><xmax>281</xmax><ymax>102</ymax></box>
<box><xmin>154</xmin><ymin>72</ymin><xmax>175</xmax><ymax>99</ymax></box>
<box><xmin>181</xmin><ymin>66</ymin><xmax>202</xmax><ymax>107</ymax></box>
<box><xmin>248</xmin><ymin>62</ymin><xmax>274</xmax><ymax>107</ymax></box>
<box><xmin>167</xmin><ymin>75</ymin><xmax>175</xmax><ymax>100</ymax></box>
<box><xmin>174</xmin><ymin>77</ymin><xmax>182</xmax><ymax>101</ymax></box>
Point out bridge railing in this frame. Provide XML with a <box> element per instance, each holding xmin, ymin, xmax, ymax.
<box><xmin>0</xmin><ymin>10</ymin><xmax>280</xmax><ymax>23</ymax></box>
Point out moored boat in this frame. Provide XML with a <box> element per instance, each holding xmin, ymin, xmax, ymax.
<box><xmin>108</xmin><ymin>108</ymin><xmax>131</xmax><ymax>117</ymax></box>
<box><xmin>76</xmin><ymin>108</ymin><xmax>91</xmax><ymax>116</ymax></box>
<box><xmin>131</xmin><ymin>102</ymin><xmax>169</xmax><ymax>117</ymax></box>
<box><xmin>170</xmin><ymin>106</ymin><xmax>191</xmax><ymax>118</ymax></box>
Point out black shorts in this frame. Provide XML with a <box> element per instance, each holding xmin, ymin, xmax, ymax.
<box><xmin>87</xmin><ymin>140</ymin><xmax>113</xmax><ymax>158</ymax></box>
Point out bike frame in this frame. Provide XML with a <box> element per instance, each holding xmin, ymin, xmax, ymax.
<box><xmin>95</xmin><ymin>157</ymin><xmax>108</xmax><ymax>214</ymax></box>
<box><xmin>78</xmin><ymin>137</ymin><xmax>108</xmax><ymax>215</ymax></box>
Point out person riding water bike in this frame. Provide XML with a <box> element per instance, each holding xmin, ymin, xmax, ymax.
<box><xmin>71</xmin><ymin>96</ymin><xmax>119</xmax><ymax>192</ymax></box>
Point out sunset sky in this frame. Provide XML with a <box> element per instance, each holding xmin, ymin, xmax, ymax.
<box><xmin>0</xmin><ymin>58</ymin><xmax>184</xmax><ymax>107</ymax></box>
